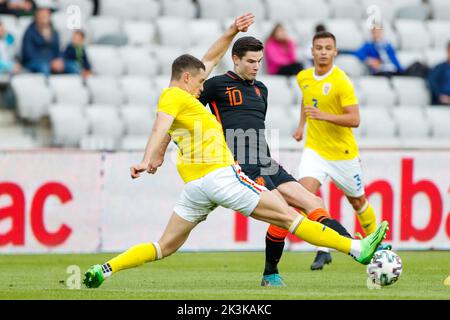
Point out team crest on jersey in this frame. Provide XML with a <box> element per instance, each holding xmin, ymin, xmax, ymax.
<box><xmin>254</xmin><ymin>86</ymin><xmax>261</xmax><ymax>97</ymax></box>
<box><xmin>322</xmin><ymin>83</ymin><xmax>332</xmax><ymax>95</ymax></box>
<box><xmin>255</xmin><ymin>176</ymin><xmax>266</xmax><ymax>186</ymax></box>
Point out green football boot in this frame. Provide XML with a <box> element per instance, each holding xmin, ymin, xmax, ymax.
<box><xmin>355</xmin><ymin>221</ymin><xmax>389</xmax><ymax>265</ymax></box>
<box><xmin>83</xmin><ymin>264</ymin><xmax>105</xmax><ymax>288</ymax></box>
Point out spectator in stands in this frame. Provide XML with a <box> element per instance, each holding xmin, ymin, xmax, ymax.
<box><xmin>0</xmin><ymin>0</ymin><xmax>35</xmax><ymax>16</ymax></box>
<box><xmin>64</xmin><ymin>30</ymin><xmax>92</xmax><ymax>78</ymax></box>
<box><xmin>0</xmin><ymin>20</ymin><xmax>21</xmax><ymax>74</ymax></box>
<box><xmin>21</xmin><ymin>7</ymin><xmax>79</xmax><ymax>76</ymax></box>
<box><xmin>353</xmin><ymin>25</ymin><xmax>403</xmax><ymax>77</ymax></box>
<box><xmin>428</xmin><ymin>41</ymin><xmax>450</xmax><ymax>105</ymax></box>
<box><xmin>264</xmin><ymin>23</ymin><xmax>303</xmax><ymax>76</ymax></box>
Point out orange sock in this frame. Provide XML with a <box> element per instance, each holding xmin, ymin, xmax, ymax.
<box><xmin>307</xmin><ymin>208</ymin><xmax>331</xmax><ymax>223</ymax></box>
<box><xmin>267</xmin><ymin>224</ymin><xmax>289</xmax><ymax>241</ymax></box>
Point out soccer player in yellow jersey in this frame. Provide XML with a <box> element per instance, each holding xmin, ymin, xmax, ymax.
<box><xmin>83</xmin><ymin>16</ymin><xmax>388</xmax><ymax>289</ymax></box>
<box><xmin>293</xmin><ymin>31</ymin><xmax>383</xmax><ymax>270</ymax></box>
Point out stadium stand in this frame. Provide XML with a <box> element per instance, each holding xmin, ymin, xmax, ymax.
<box><xmin>0</xmin><ymin>0</ymin><xmax>449</xmax><ymax>151</ymax></box>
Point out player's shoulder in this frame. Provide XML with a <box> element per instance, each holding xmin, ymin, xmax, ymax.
<box><xmin>159</xmin><ymin>87</ymin><xmax>190</xmax><ymax>103</ymax></box>
<box><xmin>297</xmin><ymin>67</ymin><xmax>314</xmax><ymax>82</ymax></box>
<box><xmin>254</xmin><ymin>78</ymin><xmax>267</xmax><ymax>90</ymax></box>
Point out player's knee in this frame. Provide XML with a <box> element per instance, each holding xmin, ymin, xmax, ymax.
<box><xmin>349</xmin><ymin>196</ymin><xmax>367</xmax><ymax>211</ymax></box>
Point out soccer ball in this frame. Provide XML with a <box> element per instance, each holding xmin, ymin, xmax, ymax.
<box><xmin>366</xmin><ymin>250</ymin><xmax>403</xmax><ymax>286</ymax></box>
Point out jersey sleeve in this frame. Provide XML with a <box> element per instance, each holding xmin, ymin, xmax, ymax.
<box><xmin>198</xmin><ymin>77</ymin><xmax>216</xmax><ymax>106</ymax></box>
<box><xmin>157</xmin><ymin>89</ymin><xmax>183</xmax><ymax>118</ymax></box>
<box><xmin>339</xmin><ymin>77</ymin><xmax>359</xmax><ymax>107</ymax></box>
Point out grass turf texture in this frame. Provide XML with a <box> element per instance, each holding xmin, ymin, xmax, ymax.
<box><xmin>0</xmin><ymin>251</ymin><xmax>449</xmax><ymax>300</ymax></box>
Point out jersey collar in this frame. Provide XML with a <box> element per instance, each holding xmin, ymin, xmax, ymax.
<box><xmin>226</xmin><ymin>70</ymin><xmax>255</xmax><ymax>85</ymax></box>
<box><xmin>313</xmin><ymin>65</ymin><xmax>336</xmax><ymax>81</ymax></box>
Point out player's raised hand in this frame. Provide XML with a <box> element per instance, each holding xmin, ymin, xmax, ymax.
<box><xmin>234</xmin><ymin>13</ymin><xmax>254</xmax><ymax>32</ymax></box>
<box><xmin>130</xmin><ymin>162</ymin><xmax>148</xmax><ymax>179</ymax></box>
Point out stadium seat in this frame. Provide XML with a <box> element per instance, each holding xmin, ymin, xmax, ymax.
<box><xmin>120</xmin><ymin>135</ymin><xmax>149</xmax><ymax>151</ymax></box>
<box><xmin>391</xmin><ymin>77</ymin><xmax>430</xmax><ymax>106</ymax></box>
<box><xmin>86</xmin><ymin>45</ymin><xmax>125</xmax><ymax>76</ymax></box>
<box><xmin>424</xmin><ymin>49</ymin><xmax>447</xmax><ymax>68</ymax></box>
<box><xmin>396</xmin><ymin>3</ymin><xmax>430</xmax><ymax>21</ymax></box>
<box><xmin>292</xmin><ymin>19</ymin><xmax>321</xmax><ymax>48</ymax></box>
<box><xmin>86</xmin><ymin>16</ymin><xmax>122</xmax><ymax>44</ymax></box>
<box><xmin>120</xmin><ymin>105</ymin><xmax>155</xmax><ymax>136</ymax></box>
<box><xmin>49</xmin><ymin>104</ymin><xmax>89</xmax><ymax>147</ymax></box>
<box><xmin>85</xmin><ymin>104</ymin><xmax>124</xmax><ymax>142</ymax></box>
<box><xmin>329</xmin><ymin>0</ymin><xmax>363</xmax><ymax>20</ymax></box>
<box><xmin>335</xmin><ymin>54</ymin><xmax>367</xmax><ymax>77</ymax></box>
<box><xmin>396</xmin><ymin>50</ymin><xmax>425</xmax><ymax>69</ymax></box>
<box><xmin>57</xmin><ymin>0</ymin><xmax>94</xmax><ymax>17</ymax></box>
<box><xmin>361</xmin><ymin>0</ymin><xmax>396</xmax><ymax>22</ymax></box>
<box><xmin>356</xmin><ymin>76</ymin><xmax>397</xmax><ymax>106</ymax></box>
<box><xmin>189</xmin><ymin>19</ymin><xmax>223</xmax><ymax>47</ymax></box>
<box><xmin>359</xmin><ymin>107</ymin><xmax>397</xmax><ymax>139</ymax></box>
<box><xmin>287</xmin><ymin>76</ymin><xmax>303</xmax><ymax>106</ymax></box>
<box><xmin>392</xmin><ymin>106</ymin><xmax>430</xmax><ymax>139</ymax></box>
<box><xmin>155</xmin><ymin>17</ymin><xmax>190</xmax><ymax>47</ymax></box>
<box><xmin>100</xmin><ymin>0</ymin><xmax>161</xmax><ymax>20</ymax></box>
<box><xmin>395</xmin><ymin>20</ymin><xmax>431</xmax><ymax>50</ymax></box>
<box><xmin>265</xmin><ymin>105</ymin><xmax>298</xmax><ymax>148</ymax></box>
<box><xmin>153</xmin><ymin>75</ymin><xmax>171</xmax><ymax>95</ymax></box>
<box><xmin>153</xmin><ymin>45</ymin><xmax>185</xmax><ymax>75</ymax></box>
<box><xmin>426</xmin><ymin>20</ymin><xmax>450</xmax><ymax>49</ymax></box>
<box><xmin>119</xmin><ymin>46</ymin><xmax>158</xmax><ymax>76</ymax></box>
<box><xmin>429</xmin><ymin>0</ymin><xmax>450</xmax><ymax>20</ymax></box>
<box><xmin>160</xmin><ymin>0</ymin><xmax>197</xmax><ymax>18</ymax></box>
<box><xmin>325</xmin><ymin>19</ymin><xmax>364</xmax><ymax>51</ymax></box>
<box><xmin>258</xmin><ymin>76</ymin><xmax>295</xmax><ymax>106</ymax></box>
<box><xmin>86</xmin><ymin>76</ymin><xmax>124</xmax><ymax>106</ymax></box>
<box><xmin>122</xmin><ymin>21</ymin><xmax>156</xmax><ymax>46</ymax></box>
<box><xmin>121</xmin><ymin>76</ymin><xmax>157</xmax><ymax>106</ymax></box>
<box><xmin>79</xmin><ymin>135</ymin><xmax>117</xmax><ymax>151</ymax></box>
<box><xmin>230</xmin><ymin>0</ymin><xmax>266</xmax><ymax>20</ymax></box>
<box><xmin>11</xmin><ymin>74</ymin><xmax>53</xmax><ymax>121</ymax></box>
<box><xmin>295</xmin><ymin>0</ymin><xmax>331</xmax><ymax>20</ymax></box>
<box><xmin>265</xmin><ymin>0</ymin><xmax>299</xmax><ymax>21</ymax></box>
<box><xmin>197</xmin><ymin>0</ymin><xmax>234</xmax><ymax>19</ymax></box>
<box><xmin>48</xmin><ymin>74</ymin><xmax>89</xmax><ymax>106</ymax></box>
<box><xmin>427</xmin><ymin>107</ymin><xmax>450</xmax><ymax>138</ymax></box>
<box><xmin>0</xmin><ymin>129</ymin><xmax>37</xmax><ymax>150</ymax></box>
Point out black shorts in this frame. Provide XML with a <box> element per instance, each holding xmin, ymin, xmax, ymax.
<box><xmin>239</xmin><ymin>160</ymin><xmax>297</xmax><ymax>191</ymax></box>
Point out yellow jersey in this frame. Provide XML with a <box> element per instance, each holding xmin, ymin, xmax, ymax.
<box><xmin>157</xmin><ymin>87</ymin><xmax>235</xmax><ymax>183</ymax></box>
<box><xmin>297</xmin><ymin>65</ymin><xmax>359</xmax><ymax>160</ymax></box>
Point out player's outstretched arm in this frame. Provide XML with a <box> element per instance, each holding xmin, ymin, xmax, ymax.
<box><xmin>130</xmin><ymin>112</ymin><xmax>174</xmax><ymax>179</ymax></box>
<box><xmin>201</xmin><ymin>12</ymin><xmax>254</xmax><ymax>78</ymax></box>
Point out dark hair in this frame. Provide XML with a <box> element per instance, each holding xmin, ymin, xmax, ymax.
<box><xmin>232</xmin><ymin>36</ymin><xmax>264</xmax><ymax>59</ymax></box>
<box><xmin>171</xmin><ymin>54</ymin><xmax>205</xmax><ymax>80</ymax></box>
<box><xmin>312</xmin><ymin>31</ymin><xmax>336</xmax><ymax>46</ymax></box>
<box><xmin>74</xmin><ymin>29</ymin><xmax>85</xmax><ymax>38</ymax></box>
<box><xmin>268</xmin><ymin>23</ymin><xmax>284</xmax><ymax>40</ymax></box>
<box><xmin>315</xmin><ymin>24</ymin><xmax>326</xmax><ymax>33</ymax></box>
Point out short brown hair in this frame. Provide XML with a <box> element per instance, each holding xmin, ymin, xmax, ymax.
<box><xmin>312</xmin><ymin>31</ymin><xmax>336</xmax><ymax>46</ymax></box>
<box><xmin>232</xmin><ymin>36</ymin><xmax>264</xmax><ymax>59</ymax></box>
<box><xmin>171</xmin><ymin>54</ymin><xmax>205</xmax><ymax>80</ymax></box>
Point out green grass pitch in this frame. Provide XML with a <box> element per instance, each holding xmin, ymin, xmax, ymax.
<box><xmin>0</xmin><ymin>251</ymin><xmax>449</xmax><ymax>300</ymax></box>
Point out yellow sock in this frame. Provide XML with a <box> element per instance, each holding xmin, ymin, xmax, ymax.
<box><xmin>356</xmin><ymin>202</ymin><xmax>377</xmax><ymax>236</ymax></box>
<box><xmin>107</xmin><ymin>242</ymin><xmax>162</xmax><ymax>275</ymax></box>
<box><xmin>289</xmin><ymin>216</ymin><xmax>352</xmax><ymax>254</ymax></box>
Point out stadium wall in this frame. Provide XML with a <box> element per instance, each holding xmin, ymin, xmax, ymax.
<box><xmin>0</xmin><ymin>149</ymin><xmax>449</xmax><ymax>253</ymax></box>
